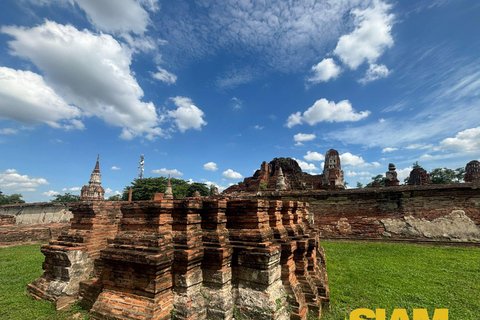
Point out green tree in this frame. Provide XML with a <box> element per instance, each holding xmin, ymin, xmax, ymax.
<box><xmin>365</xmin><ymin>174</ymin><xmax>386</xmax><ymax>188</ymax></box>
<box><xmin>356</xmin><ymin>182</ymin><xmax>363</xmax><ymax>189</ymax></box>
<box><xmin>106</xmin><ymin>194</ymin><xmax>122</xmax><ymax>201</ymax></box>
<box><xmin>412</xmin><ymin>161</ymin><xmax>421</xmax><ymax>170</ymax></box>
<box><xmin>0</xmin><ymin>190</ymin><xmax>25</xmax><ymax>205</ymax></box>
<box><xmin>121</xmin><ymin>177</ymin><xmax>209</xmax><ymax>200</ymax></box>
<box><xmin>50</xmin><ymin>193</ymin><xmax>80</xmax><ymax>203</ymax></box>
<box><xmin>429</xmin><ymin>167</ymin><xmax>466</xmax><ymax>184</ymax></box>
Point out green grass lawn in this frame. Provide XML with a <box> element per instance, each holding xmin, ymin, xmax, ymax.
<box><xmin>1</xmin><ymin>242</ymin><xmax>479</xmax><ymax>320</ymax></box>
<box><xmin>320</xmin><ymin>241</ymin><xmax>480</xmax><ymax>320</ymax></box>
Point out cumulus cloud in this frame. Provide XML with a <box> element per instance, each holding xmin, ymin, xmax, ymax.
<box><xmin>152</xmin><ymin>168</ymin><xmax>183</xmax><ymax>177</ymax></box>
<box><xmin>293</xmin><ymin>159</ymin><xmax>319</xmax><ymax>172</ymax></box>
<box><xmin>0</xmin><ymin>169</ymin><xmax>49</xmax><ymax>192</ymax></box>
<box><xmin>2</xmin><ymin>21</ymin><xmax>163</xmax><ymax>140</ymax></box>
<box><xmin>168</xmin><ymin>97</ymin><xmax>207</xmax><ymax>132</ymax></box>
<box><xmin>304</xmin><ymin>151</ymin><xmax>325</xmax><ymax>162</ymax></box>
<box><xmin>308</xmin><ymin>58</ymin><xmax>341</xmax><ymax>83</ymax></box>
<box><xmin>0</xmin><ymin>67</ymin><xmax>82</xmax><ymax>129</ymax></box>
<box><xmin>151</xmin><ymin>66</ymin><xmax>177</xmax><ymax>85</ymax></box>
<box><xmin>111</xmin><ymin>166</ymin><xmax>121</xmax><ymax>170</ymax></box>
<box><xmin>294</xmin><ymin>133</ymin><xmax>316</xmax><ymax>142</ymax></box>
<box><xmin>69</xmin><ymin>187</ymin><xmax>80</xmax><ymax>191</ymax></box>
<box><xmin>72</xmin><ymin>0</ymin><xmax>152</xmax><ymax>35</ymax></box>
<box><xmin>359</xmin><ymin>64</ymin><xmax>391</xmax><ymax>84</ymax></box>
<box><xmin>440</xmin><ymin>127</ymin><xmax>480</xmax><ymax>153</ymax></box>
<box><xmin>286</xmin><ymin>99</ymin><xmax>370</xmax><ymax>128</ymax></box>
<box><xmin>222</xmin><ymin>169</ymin><xmax>243</xmax><ymax>180</ymax></box>
<box><xmin>404</xmin><ymin>144</ymin><xmax>433</xmax><ymax>150</ymax></box>
<box><xmin>254</xmin><ymin>125</ymin><xmax>264</xmax><ymax>130</ymax></box>
<box><xmin>203</xmin><ymin>162</ymin><xmax>218</xmax><ymax>171</ymax></box>
<box><xmin>396</xmin><ymin>167</ymin><xmax>412</xmax><ymax>182</ymax></box>
<box><xmin>382</xmin><ymin>147</ymin><xmax>398</xmax><ymax>153</ymax></box>
<box><xmin>42</xmin><ymin>190</ymin><xmax>59</xmax><ymax>197</ymax></box>
<box><xmin>334</xmin><ymin>0</ymin><xmax>394</xmax><ymax>70</ymax></box>
<box><xmin>340</xmin><ymin>152</ymin><xmax>366</xmax><ymax>166</ymax></box>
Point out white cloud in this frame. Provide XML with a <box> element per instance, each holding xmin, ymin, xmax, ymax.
<box><xmin>293</xmin><ymin>159</ymin><xmax>319</xmax><ymax>172</ymax></box>
<box><xmin>345</xmin><ymin>171</ymin><xmax>373</xmax><ymax>177</ymax></box>
<box><xmin>0</xmin><ymin>67</ymin><xmax>82</xmax><ymax>129</ymax></box>
<box><xmin>151</xmin><ymin>66</ymin><xmax>177</xmax><ymax>85</ymax></box>
<box><xmin>231</xmin><ymin>97</ymin><xmax>242</xmax><ymax>110</ymax></box>
<box><xmin>0</xmin><ymin>169</ymin><xmax>49</xmax><ymax>192</ymax></box>
<box><xmin>404</xmin><ymin>143</ymin><xmax>433</xmax><ymax>150</ymax></box>
<box><xmin>308</xmin><ymin>58</ymin><xmax>341</xmax><ymax>83</ymax></box>
<box><xmin>334</xmin><ymin>0</ymin><xmax>394</xmax><ymax>70</ymax></box>
<box><xmin>340</xmin><ymin>152</ymin><xmax>365</xmax><ymax>166</ymax></box>
<box><xmin>254</xmin><ymin>125</ymin><xmax>264</xmax><ymax>130</ymax></box>
<box><xmin>111</xmin><ymin>166</ymin><xmax>121</xmax><ymax>170</ymax></box>
<box><xmin>72</xmin><ymin>0</ymin><xmax>152</xmax><ymax>35</ymax></box>
<box><xmin>69</xmin><ymin>187</ymin><xmax>80</xmax><ymax>191</ymax></box>
<box><xmin>440</xmin><ymin>127</ymin><xmax>480</xmax><ymax>153</ymax></box>
<box><xmin>2</xmin><ymin>21</ymin><xmax>163</xmax><ymax>140</ymax></box>
<box><xmin>0</xmin><ymin>128</ymin><xmax>19</xmax><ymax>135</ymax></box>
<box><xmin>286</xmin><ymin>99</ymin><xmax>370</xmax><ymax>128</ymax></box>
<box><xmin>396</xmin><ymin>167</ymin><xmax>412</xmax><ymax>182</ymax></box>
<box><xmin>168</xmin><ymin>97</ymin><xmax>207</xmax><ymax>132</ymax></box>
<box><xmin>294</xmin><ymin>133</ymin><xmax>316</xmax><ymax>143</ymax></box>
<box><xmin>203</xmin><ymin>162</ymin><xmax>218</xmax><ymax>171</ymax></box>
<box><xmin>152</xmin><ymin>168</ymin><xmax>184</xmax><ymax>177</ymax></box>
<box><xmin>304</xmin><ymin>151</ymin><xmax>325</xmax><ymax>162</ymax></box>
<box><xmin>382</xmin><ymin>147</ymin><xmax>398</xmax><ymax>153</ymax></box>
<box><xmin>42</xmin><ymin>190</ymin><xmax>59</xmax><ymax>197</ymax></box>
<box><xmin>359</xmin><ymin>64</ymin><xmax>391</xmax><ymax>84</ymax></box>
<box><xmin>222</xmin><ymin>169</ymin><xmax>243</xmax><ymax>180</ymax></box>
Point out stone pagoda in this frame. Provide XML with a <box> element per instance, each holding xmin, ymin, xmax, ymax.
<box><xmin>465</xmin><ymin>160</ymin><xmax>480</xmax><ymax>183</ymax></box>
<box><xmin>80</xmin><ymin>155</ymin><xmax>105</xmax><ymax>201</ymax></box>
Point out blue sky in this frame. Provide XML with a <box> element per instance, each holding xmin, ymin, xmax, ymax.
<box><xmin>0</xmin><ymin>0</ymin><xmax>479</xmax><ymax>202</ymax></box>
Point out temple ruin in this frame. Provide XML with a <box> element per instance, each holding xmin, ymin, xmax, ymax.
<box><xmin>224</xmin><ymin>149</ymin><xmax>344</xmax><ymax>194</ymax></box>
<box><xmin>80</xmin><ymin>155</ymin><xmax>105</xmax><ymax>201</ymax></box>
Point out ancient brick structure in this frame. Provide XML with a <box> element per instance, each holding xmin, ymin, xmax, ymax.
<box><xmin>80</xmin><ymin>155</ymin><xmax>105</xmax><ymax>201</ymax></box>
<box><xmin>407</xmin><ymin>167</ymin><xmax>430</xmax><ymax>185</ymax></box>
<box><xmin>384</xmin><ymin>163</ymin><xmax>399</xmax><ymax>187</ymax></box>
<box><xmin>244</xmin><ymin>184</ymin><xmax>480</xmax><ymax>243</ymax></box>
<box><xmin>465</xmin><ymin>160</ymin><xmax>480</xmax><ymax>183</ymax></box>
<box><xmin>224</xmin><ymin>150</ymin><xmax>345</xmax><ymax>194</ymax></box>
<box><xmin>28</xmin><ymin>198</ymin><xmax>329</xmax><ymax>320</ymax></box>
<box><xmin>321</xmin><ymin>149</ymin><xmax>344</xmax><ymax>190</ymax></box>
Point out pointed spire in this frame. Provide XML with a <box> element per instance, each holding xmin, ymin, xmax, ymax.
<box><xmin>93</xmin><ymin>154</ymin><xmax>100</xmax><ymax>173</ymax></box>
<box><xmin>276</xmin><ymin>166</ymin><xmax>287</xmax><ymax>191</ymax></box>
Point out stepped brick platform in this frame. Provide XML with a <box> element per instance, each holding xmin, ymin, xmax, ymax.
<box><xmin>28</xmin><ymin>198</ymin><xmax>329</xmax><ymax>320</ymax></box>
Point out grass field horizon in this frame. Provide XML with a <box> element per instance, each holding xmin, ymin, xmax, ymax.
<box><xmin>0</xmin><ymin>242</ymin><xmax>478</xmax><ymax>319</ymax></box>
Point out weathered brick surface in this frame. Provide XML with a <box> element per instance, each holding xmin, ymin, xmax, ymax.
<box><xmin>245</xmin><ymin>184</ymin><xmax>480</xmax><ymax>242</ymax></box>
<box><xmin>0</xmin><ymin>223</ymin><xmax>68</xmax><ymax>246</ymax></box>
<box><xmin>0</xmin><ymin>214</ymin><xmax>16</xmax><ymax>225</ymax></box>
<box><xmin>29</xmin><ymin>198</ymin><xmax>329</xmax><ymax>320</ymax></box>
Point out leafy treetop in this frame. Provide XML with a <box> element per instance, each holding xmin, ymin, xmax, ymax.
<box><xmin>121</xmin><ymin>177</ymin><xmax>209</xmax><ymax>201</ymax></box>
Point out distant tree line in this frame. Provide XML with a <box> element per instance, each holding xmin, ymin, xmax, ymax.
<box><xmin>0</xmin><ymin>189</ymin><xmax>25</xmax><ymax>205</ymax></box>
<box><xmin>121</xmin><ymin>177</ymin><xmax>209</xmax><ymax>200</ymax></box>
<box><xmin>357</xmin><ymin>162</ymin><xmax>466</xmax><ymax>188</ymax></box>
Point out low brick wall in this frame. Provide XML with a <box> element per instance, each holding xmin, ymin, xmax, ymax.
<box><xmin>246</xmin><ymin>183</ymin><xmax>480</xmax><ymax>242</ymax></box>
<box><xmin>0</xmin><ymin>223</ymin><xmax>69</xmax><ymax>246</ymax></box>
<box><xmin>0</xmin><ymin>202</ymin><xmax>73</xmax><ymax>224</ymax></box>
<box><xmin>0</xmin><ymin>214</ymin><xmax>16</xmax><ymax>225</ymax></box>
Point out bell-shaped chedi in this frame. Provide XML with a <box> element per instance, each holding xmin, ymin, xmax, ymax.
<box><xmin>385</xmin><ymin>163</ymin><xmax>400</xmax><ymax>186</ymax></box>
<box><xmin>80</xmin><ymin>155</ymin><xmax>105</xmax><ymax>201</ymax></box>
<box><xmin>465</xmin><ymin>160</ymin><xmax>480</xmax><ymax>183</ymax></box>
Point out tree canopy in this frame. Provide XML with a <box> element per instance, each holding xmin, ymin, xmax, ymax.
<box><xmin>0</xmin><ymin>189</ymin><xmax>25</xmax><ymax>205</ymax></box>
<box><xmin>50</xmin><ymin>193</ymin><xmax>80</xmax><ymax>203</ymax></box>
<box><xmin>429</xmin><ymin>167</ymin><xmax>465</xmax><ymax>184</ymax></box>
<box><xmin>365</xmin><ymin>174</ymin><xmax>386</xmax><ymax>188</ymax></box>
<box><xmin>121</xmin><ymin>177</ymin><xmax>210</xmax><ymax>201</ymax></box>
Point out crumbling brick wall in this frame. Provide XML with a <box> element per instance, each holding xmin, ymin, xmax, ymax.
<box><xmin>28</xmin><ymin>198</ymin><xmax>329</xmax><ymax>320</ymax></box>
<box><xmin>251</xmin><ymin>184</ymin><xmax>480</xmax><ymax>242</ymax></box>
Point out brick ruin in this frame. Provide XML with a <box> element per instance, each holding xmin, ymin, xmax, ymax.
<box><xmin>224</xmin><ymin>149</ymin><xmax>344</xmax><ymax>194</ymax></box>
<box><xmin>28</xmin><ymin>198</ymin><xmax>330</xmax><ymax>320</ymax></box>
<box><xmin>407</xmin><ymin>167</ymin><xmax>431</xmax><ymax>185</ymax></box>
<box><xmin>465</xmin><ymin>160</ymin><xmax>480</xmax><ymax>183</ymax></box>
